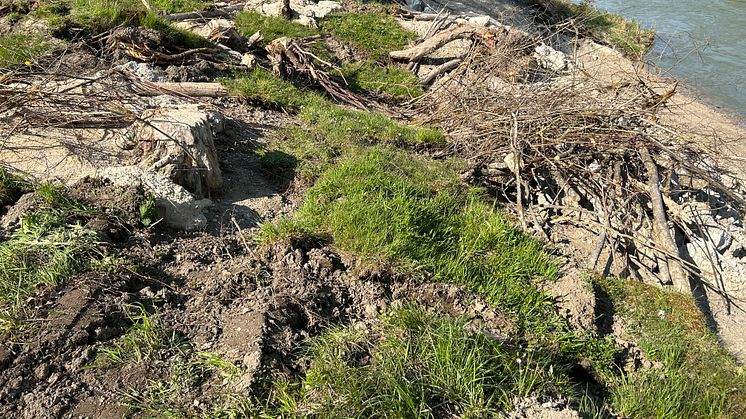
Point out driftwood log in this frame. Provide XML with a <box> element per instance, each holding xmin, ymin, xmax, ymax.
<box><xmin>390</xmin><ymin>25</ymin><xmax>479</xmax><ymax>61</ymax></box>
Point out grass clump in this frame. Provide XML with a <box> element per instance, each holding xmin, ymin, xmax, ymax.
<box><xmin>339</xmin><ymin>61</ymin><xmax>423</xmax><ymax>99</ymax></box>
<box><xmin>0</xmin><ymin>34</ymin><xmax>51</xmax><ymax>67</ymax></box>
<box><xmin>283</xmin><ymin>102</ymin><xmax>444</xmax><ymax>179</ymax></box>
<box><xmin>264</xmin><ymin>147</ymin><xmax>556</xmax><ymax>318</ymax></box>
<box><xmin>122</xmin><ymin>352</ymin><xmax>244</xmax><ymax>417</ymax></box>
<box><xmin>148</xmin><ymin>0</ymin><xmax>206</xmax><ymax>14</ymax></box>
<box><xmin>64</xmin><ymin>0</ymin><xmax>208</xmax><ymax>34</ymax></box>
<box><xmin>0</xmin><ymin>168</ymin><xmax>31</xmax><ymax>206</ymax></box>
<box><xmin>0</xmin><ymin>184</ymin><xmax>99</xmax><ymax>331</ymax></box>
<box><xmin>223</xmin><ymin>68</ymin><xmax>443</xmax><ymax>178</ymax></box>
<box><xmin>235</xmin><ymin>11</ymin><xmax>318</xmax><ymax>44</ymax></box>
<box><xmin>96</xmin><ymin>309</ymin><xmax>245</xmax><ymax>417</ymax></box>
<box><xmin>321</xmin><ymin>12</ymin><xmax>417</xmax><ymax>59</ymax></box>
<box><xmin>298</xmin><ymin>98</ymin><xmax>444</xmax><ymax>147</ymax></box>
<box><xmin>270</xmin><ymin>307</ymin><xmax>567</xmax><ymax>417</ymax></box>
<box><xmin>532</xmin><ymin>0</ymin><xmax>654</xmax><ymax>58</ymax></box>
<box><xmin>69</xmin><ymin>0</ymin><xmax>144</xmax><ymax>31</ymax></box>
<box><xmin>596</xmin><ymin>278</ymin><xmax>746</xmax><ymax>418</ymax></box>
<box><xmin>262</xmin><ymin>147</ymin><xmax>617</xmax><ymax>401</ymax></box>
<box><xmin>93</xmin><ymin>304</ymin><xmax>175</xmax><ymax>366</ymax></box>
<box><xmin>222</xmin><ymin>67</ymin><xmax>312</xmax><ymax>110</ymax></box>
<box><xmin>138</xmin><ymin>12</ymin><xmax>210</xmax><ymax>48</ymax></box>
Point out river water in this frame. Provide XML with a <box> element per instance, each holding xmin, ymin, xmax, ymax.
<box><xmin>591</xmin><ymin>0</ymin><xmax>746</xmax><ymax>120</ymax></box>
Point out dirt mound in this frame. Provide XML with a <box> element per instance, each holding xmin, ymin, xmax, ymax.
<box><xmin>0</xmin><ymin>272</ymin><xmax>136</xmax><ymax>418</ymax></box>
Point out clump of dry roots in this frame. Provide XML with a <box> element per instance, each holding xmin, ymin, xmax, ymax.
<box><xmin>415</xmin><ymin>33</ymin><xmax>746</xmax><ymax>302</ymax></box>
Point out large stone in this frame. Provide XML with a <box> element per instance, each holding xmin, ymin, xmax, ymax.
<box><xmin>174</xmin><ymin>19</ymin><xmax>244</xmax><ymax>50</ymax></box>
<box><xmin>100</xmin><ymin>166</ymin><xmax>211</xmax><ymax>231</ymax></box>
<box><xmin>533</xmin><ymin>43</ymin><xmax>567</xmax><ymax>72</ymax></box>
<box><xmin>244</xmin><ymin>0</ymin><xmax>341</xmax><ymax>25</ymax></box>
<box><xmin>125</xmin><ymin>104</ymin><xmax>224</xmax><ymax>197</ymax></box>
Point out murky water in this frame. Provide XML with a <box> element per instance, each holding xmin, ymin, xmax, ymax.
<box><xmin>592</xmin><ymin>0</ymin><xmax>746</xmax><ymax>119</ymax></box>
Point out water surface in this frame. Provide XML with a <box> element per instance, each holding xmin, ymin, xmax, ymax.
<box><xmin>592</xmin><ymin>0</ymin><xmax>746</xmax><ymax>119</ymax></box>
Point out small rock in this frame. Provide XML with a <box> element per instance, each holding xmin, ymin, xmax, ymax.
<box><xmin>34</xmin><ymin>365</ymin><xmax>51</xmax><ymax>380</ymax></box>
<box><xmin>467</xmin><ymin>16</ymin><xmax>492</xmax><ymax>27</ymax></box>
<box><xmin>115</xmin><ymin>61</ymin><xmax>166</xmax><ymax>82</ymax></box>
<box><xmin>303</xmin><ymin>1</ymin><xmax>342</xmax><ymax>18</ymax></box>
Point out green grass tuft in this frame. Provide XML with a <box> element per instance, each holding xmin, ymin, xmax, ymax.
<box><xmin>93</xmin><ymin>304</ymin><xmax>175</xmax><ymax>367</ymax></box>
<box><xmin>148</xmin><ymin>0</ymin><xmax>206</xmax><ymax>14</ymax></box>
<box><xmin>0</xmin><ymin>34</ymin><xmax>51</xmax><ymax>67</ymax></box>
<box><xmin>597</xmin><ymin>278</ymin><xmax>746</xmax><ymax>418</ymax></box>
<box><xmin>0</xmin><ymin>168</ymin><xmax>31</xmax><ymax>206</ymax></box>
<box><xmin>235</xmin><ymin>10</ymin><xmax>319</xmax><ymax>44</ymax></box>
<box><xmin>64</xmin><ymin>0</ymin><xmax>208</xmax><ymax>33</ymax></box>
<box><xmin>195</xmin><ymin>351</ymin><xmax>244</xmax><ymax>379</ymax></box>
<box><xmin>263</xmin><ymin>147</ymin><xmax>556</xmax><ymax>317</ymax></box>
<box><xmin>138</xmin><ymin>12</ymin><xmax>211</xmax><ymax>49</ymax></box>
<box><xmin>138</xmin><ymin>192</ymin><xmax>156</xmax><ymax>227</ymax></box>
<box><xmin>339</xmin><ymin>61</ymin><xmax>423</xmax><ymax>99</ymax></box>
<box><xmin>222</xmin><ymin>68</ymin><xmax>443</xmax><ymax>179</ymax></box>
<box><xmin>0</xmin><ymin>185</ymin><xmax>100</xmax><ymax>331</ymax></box>
<box><xmin>299</xmin><ymin>98</ymin><xmax>444</xmax><ymax>147</ymax></box>
<box><xmin>321</xmin><ymin>11</ymin><xmax>417</xmax><ymax>60</ymax></box>
<box><xmin>261</xmin><ymin>147</ymin><xmax>617</xmax><ymax>401</ymax></box>
<box><xmin>221</xmin><ymin>67</ymin><xmax>313</xmax><ymax>110</ymax></box>
<box><xmin>265</xmin><ymin>307</ymin><xmax>570</xmax><ymax>417</ymax></box>
<box><xmin>69</xmin><ymin>0</ymin><xmax>143</xmax><ymax>31</ymax></box>
<box><xmin>259</xmin><ymin>149</ymin><xmax>299</xmax><ymax>176</ymax></box>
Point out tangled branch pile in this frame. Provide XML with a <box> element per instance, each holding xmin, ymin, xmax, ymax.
<box><xmin>415</xmin><ymin>30</ymin><xmax>746</xmax><ymax>300</ymax></box>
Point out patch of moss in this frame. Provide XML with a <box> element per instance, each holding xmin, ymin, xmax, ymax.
<box><xmin>235</xmin><ymin>11</ymin><xmax>319</xmax><ymax>44</ymax></box>
<box><xmin>339</xmin><ymin>61</ymin><xmax>422</xmax><ymax>99</ymax></box>
<box><xmin>321</xmin><ymin>11</ymin><xmax>417</xmax><ymax>60</ymax></box>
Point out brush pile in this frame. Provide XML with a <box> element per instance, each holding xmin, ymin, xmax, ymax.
<box><xmin>413</xmin><ymin>28</ymin><xmax>746</xmax><ymax>300</ymax></box>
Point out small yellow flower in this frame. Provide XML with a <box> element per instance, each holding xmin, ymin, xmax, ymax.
<box><xmin>24</xmin><ymin>60</ymin><xmax>31</xmax><ymax>66</ymax></box>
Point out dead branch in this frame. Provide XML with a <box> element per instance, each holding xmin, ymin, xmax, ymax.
<box><xmin>420</xmin><ymin>58</ymin><xmax>464</xmax><ymax>85</ymax></box>
<box><xmin>640</xmin><ymin>146</ymin><xmax>689</xmax><ymax>291</ymax></box>
<box><xmin>390</xmin><ymin>25</ymin><xmax>479</xmax><ymax>61</ymax></box>
<box><xmin>414</xmin><ymin>38</ymin><xmax>746</xmax><ymax>297</ymax></box>
<box><xmin>130</xmin><ymin>82</ymin><xmax>229</xmax><ymax>98</ymax></box>
<box><xmin>266</xmin><ymin>37</ymin><xmax>372</xmax><ymax>110</ymax></box>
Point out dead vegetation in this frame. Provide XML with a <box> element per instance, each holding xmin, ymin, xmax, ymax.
<box><xmin>394</xmin><ymin>16</ymin><xmax>746</xmax><ymax>305</ymax></box>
